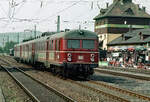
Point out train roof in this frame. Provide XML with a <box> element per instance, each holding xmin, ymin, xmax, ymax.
<box><xmin>14</xmin><ymin>35</ymin><xmax>48</xmax><ymax>47</ymax></box>
<box><xmin>14</xmin><ymin>30</ymin><xmax>98</xmax><ymax>47</ymax></box>
<box><xmin>50</xmin><ymin>29</ymin><xmax>98</xmax><ymax>39</ymax></box>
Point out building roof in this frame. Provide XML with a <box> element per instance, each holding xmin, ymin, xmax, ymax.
<box><xmin>108</xmin><ymin>29</ymin><xmax>150</xmax><ymax>45</ymax></box>
<box><xmin>94</xmin><ymin>0</ymin><xmax>150</xmax><ymax>20</ymax></box>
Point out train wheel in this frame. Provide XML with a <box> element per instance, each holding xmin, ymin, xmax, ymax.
<box><xmin>83</xmin><ymin>75</ymin><xmax>90</xmax><ymax>80</ymax></box>
<box><xmin>51</xmin><ymin>66</ymin><xmax>56</xmax><ymax>75</ymax></box>
<box><xmin>63</xmin><ymin>63</ymin><xmax>68</xmax><ymax>78</ymax></box>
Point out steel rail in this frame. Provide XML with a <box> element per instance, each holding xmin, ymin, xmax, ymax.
<box><xmin>0</xmin><ymin>65</ymin><xmax>40</xmax><ymax>102</ymax></box>
<box><xmin>0</xmin><ymin>56</ymin><xmax>131</xmax><ymax>102</ymax></box>
<box><xmin>67</xmin><ymin>79</ymin><xmax>130</xmax><ymax>102</ymax></box>
<box><xmin>2</xmin><ymin>56</ymin><xmax>148</xmax><ymax>102</ymax></box>
<box><xmin>0</xmin><ymin>65</ymin><xmax>75</xmax><ymax>102</ymax></box>
<box><xmin>89</xmin><ymin>80</ymin><xmax>150</xmax><ymax>101</ymax></box>
<box><xmin>95</xmin><ymin>69</ymin><xmax>150</xmax><ymax>81</ymax></box>
<box><xmin>16</xmin><ymin>68</ymin><xmax>76</xmax><ymax>102</ymax></box>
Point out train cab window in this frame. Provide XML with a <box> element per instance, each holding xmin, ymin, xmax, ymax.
<box><xmin>67</xmin><ymin>40</ymin><xmax>80</xmax><ymax>49</ymax></box>
<box><xmin>56</xmin><ymin>40</ymin><xmax>60</xmax><ymax>51</ymax></box>
<box><xmin>82</xmin><ymin>40</ymin><xmax>95</xmax><ymax>49</ymax></box>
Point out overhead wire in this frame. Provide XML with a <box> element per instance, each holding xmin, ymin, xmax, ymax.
<box><xmin>0</xmin><ymin>3</ymin><xmax>8</xmax><ymax>17</ymax></box>
<box><xmin>38</xmin><ymin>0</ymin><xmax>84</xmax><ymax>23</ymax></box>
<box><xmin>0</xmin><ymin>0</ymin><xmax>150</xmax><ymax>32</ymax></box>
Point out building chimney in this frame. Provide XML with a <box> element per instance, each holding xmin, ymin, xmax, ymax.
<box><xmin>142</xmin><ymin>6</ymin><xmax>146</xmax><ymax>12</ymax></box>
<box><xmin>139</xmin><ymin>32</ymin><xmax>143</xmax><ymax>40</ymax></box>
<box><xmin>106</xmin><ymin>2</ymin><xmax>109</xmax><ymax>8</ymax></box>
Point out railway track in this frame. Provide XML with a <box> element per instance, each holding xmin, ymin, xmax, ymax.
<box><xmin>0</xmin><ymin>60</ymin><xmax>75</xmax><ymax>102</ymax></box>
<box><xmin>99</xmin><ymin>66</ymin><xmax>150</xmax><ymax>75</ymax></box>
<box><xmin>88</xmin><ymin>80</ymin><xmax>150</xmax><ymax>102</ymax></box>
<box><xmin>0</xmin><ymin>56</ymin><xmax>130</xmax><ymax>101</ymax></box>
<box><xmin>1</xmin><ymin>56</ymin><xmax>150</xmax><ymax>102</ymax></box>
<box><xmin>64</xmin><ymin>77</ymin><xmax>150</xmax><ymax>102</ymax></box>
<box><xmin>67</xmin><ymin>79</ymin><xmax>130</xmax><ymax>102</ymax></box>
<box><xmin>95</xmin><ymin>68</ymin><xmax>150</xmax><ymax>81</ymax></box>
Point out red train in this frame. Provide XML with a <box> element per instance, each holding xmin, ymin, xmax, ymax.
<box><xmin>14</xmin><ymin>30</ymin><xmax>99</xmax><ymax>78</ymax></box>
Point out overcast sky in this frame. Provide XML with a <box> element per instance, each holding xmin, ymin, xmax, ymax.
<box><xmin>0</xmin><ymin>0</ymin><xmax>149</xmax><ymax>33</ymax></box>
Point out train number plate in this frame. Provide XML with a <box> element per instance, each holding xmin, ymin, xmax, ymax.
<box><xmin>78</xmin><ymin>56</ymin><xmax>83</xmax><ymax>60</ymax></box>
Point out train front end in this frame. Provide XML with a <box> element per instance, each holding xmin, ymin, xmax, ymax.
<box><xmin>61</xmin><ymin>30</ymin><xmax>99</xmax><ymax>78</ymax></box>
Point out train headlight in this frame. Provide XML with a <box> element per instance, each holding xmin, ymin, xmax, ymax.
<box><xmin>90</xmin><ymin>54</ymin><xmax>94</xmax><ymax>62</ymax></box>
<box><xmin>67</xmin><ymin>53</ymin><xmax>72</xmax><ymax>61</ymax></box>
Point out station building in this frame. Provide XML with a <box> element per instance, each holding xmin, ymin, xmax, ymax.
<box><xmin>107</xmin><ymin>28</ymin><xmax>150</xmax><ymax>68</ymax></box>
<box><xmin>108</xmin><ymin>29</ymin><xmax>150</xmax><ymax>48</ymax></box>
<box><xmin>94</xmin><ymin>0</ymin><xmax>150</xmax><ymax>50</ymax></box>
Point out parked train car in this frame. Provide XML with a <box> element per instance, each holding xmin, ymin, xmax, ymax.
<box><xmin>14</xmin><ymin>30</ymin><xmax>99</xmax><ymax>78</ymax></box>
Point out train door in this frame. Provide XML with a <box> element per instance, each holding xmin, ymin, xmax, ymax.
<box><xmin>55</xmin><ymin>39</ymin><xmax>60</xmax><ymax>62</ymax></box>
<box><xmin>46</xmin><ymin>41</ymin><xmax>49</xmax><ymax>67</ymax></box>
<box><xmin>20</xmin><ymin>46</ymin><xmax>22</xmax><ymax>58</ymax></box>
<box><xmin>27</xmin><ymin>44</ymin><xmax>29</xmax><ymax>61</ymax></box>
<box><xmin>32</xmin><ymin>43</ymin><xmax>35</xmax><ymax>64</ymax></box>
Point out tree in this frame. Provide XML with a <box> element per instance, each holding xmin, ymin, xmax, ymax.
<box><xmin>3</xmin><ymin>41</ymin><xmax>17</xmax><ymax>53</ymax></box>
<box><xmin>0</xmin><ymin>47</ymin><xmax>3</xmax><ymax>53</ymax></box>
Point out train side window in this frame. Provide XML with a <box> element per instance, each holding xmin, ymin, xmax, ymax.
<box><xmin>55</xmin><ymin>40</ymin><xmax>60</xmax><ymax>51</ymax></box>
<box><xmin>55</xmin><ymin>40</ymin><xmax>59</xmax><ymax>51</ymax></box>
<box><xmin>45</xmin><ymin>42</ymin><xmax>46</xmax><ymax>51</ymax></box>
<box><xmin>45</xmin><ymin>42</ymin><xmax>46</xmax><ymax>50</ymax></box>
<box><xmin>42</xmin><ymin>42</ymin><xmax>44</xmax><ymax>51</ymax></box>
<box><xmin>38</xmin><ymin>42</ymin><xmax>40</xmax><ymax>51</ymax></box>
<box><xmin>40</xmin><ymin>42</ymin><xmax>42</xmax><ymax>51</ymax></box>
<box><xmin>51</xmin><ymin>40</ymin><xmax>53</xmax><ymax>50</ymax></box>
<box><xmin>43</xmin><ymin>42</ymin><xmax>45</xmax><ymax>51</ymax></box>
<box><xmin>39</xmin><ymin>42</ymin><xmax>40</xmax><ymax>51</ymax></box>
<box><xmin>55</xmin><ymin>40</ymin><xmax>57</xmax><ymax>50</ymax></box>
<box><xmin>49</xmin><ymin>40</ymin><xmax>51</xmax><ymax>50</ymax></box>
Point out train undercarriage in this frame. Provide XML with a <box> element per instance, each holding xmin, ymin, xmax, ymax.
<box><xmin>14</xmin><ymin>57</ymin><xmax>97</xmax><ymax>79</ymax></box>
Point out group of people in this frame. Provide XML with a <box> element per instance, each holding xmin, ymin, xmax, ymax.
<box><xmin>107</xmin><ymin>56</ymin><xmax>148</xmax><ymax>69</ymax></box>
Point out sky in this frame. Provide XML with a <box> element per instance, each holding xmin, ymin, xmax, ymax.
<box><xmin>0</xmin><ymin>0</ymin><xmax>149</xmax><ymax>33</ymax></box>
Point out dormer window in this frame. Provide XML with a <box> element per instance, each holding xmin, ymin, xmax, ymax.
<box><xmin>138</xmin><ymin>32</ymin><xmax>150</xmax><ymax>40</ymax></box>
<box><xmin>124</xmin><ymin>8</ymin><xmax>134</xmax><ymax>15</ymax></box>
<box><xmin>100</xmin><ymin>9</ymin><xmax>107</xmax><ymax>15</ymax></box>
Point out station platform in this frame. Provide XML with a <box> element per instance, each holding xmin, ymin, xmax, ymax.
<box><xmin>95</xmin><ymin>68</ymin><xmax>150</xmax><ymax>81</ymax></box>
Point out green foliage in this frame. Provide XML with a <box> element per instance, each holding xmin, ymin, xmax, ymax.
<box><xmin>0</xmin><ymin>47</ymin><xmax>3</xmax><ymax>53</ymax></box>
<box><xmin>3</xmin><ymin>41</ymin><xmax>17</xmax><ymax>53</ymax></box>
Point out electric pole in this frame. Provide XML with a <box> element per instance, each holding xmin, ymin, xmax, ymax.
<box><xmin>34</xmin><ymin>25</ymin><xmax>36</xmax><ymax>38</ymax></box>
<box><xmin>79</xmin><ymin>25</ymin><xmax>81</xmax><ymax>30</ymax></box>
<box><xmin>7</xmin><ymin>35</ymin><xmax>9</xmax><ymax>43</ymax></box>
<box><xmin>17</xmin><ymin>33</ymin><xmax>19</xmax><ymax>44</ymax></box>
<box><xmin>3</xmin><ymin>34</ymin><xmax>5</xmax><ymax>47</ymax></box>
<box><xmin>57</xmin><ymin>15</ymin><xmax>60</xmax><ymax>33</ymax></box>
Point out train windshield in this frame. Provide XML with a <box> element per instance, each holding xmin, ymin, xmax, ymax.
<box><xmin>67</xmin><ymin>40</ymin><xmax>80</xmax><ymax>49</ymax></box>
<box><xmin>82</xmin><ymin>40</ymin><xmax>95</xmax><ymax>49</ymax></box>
